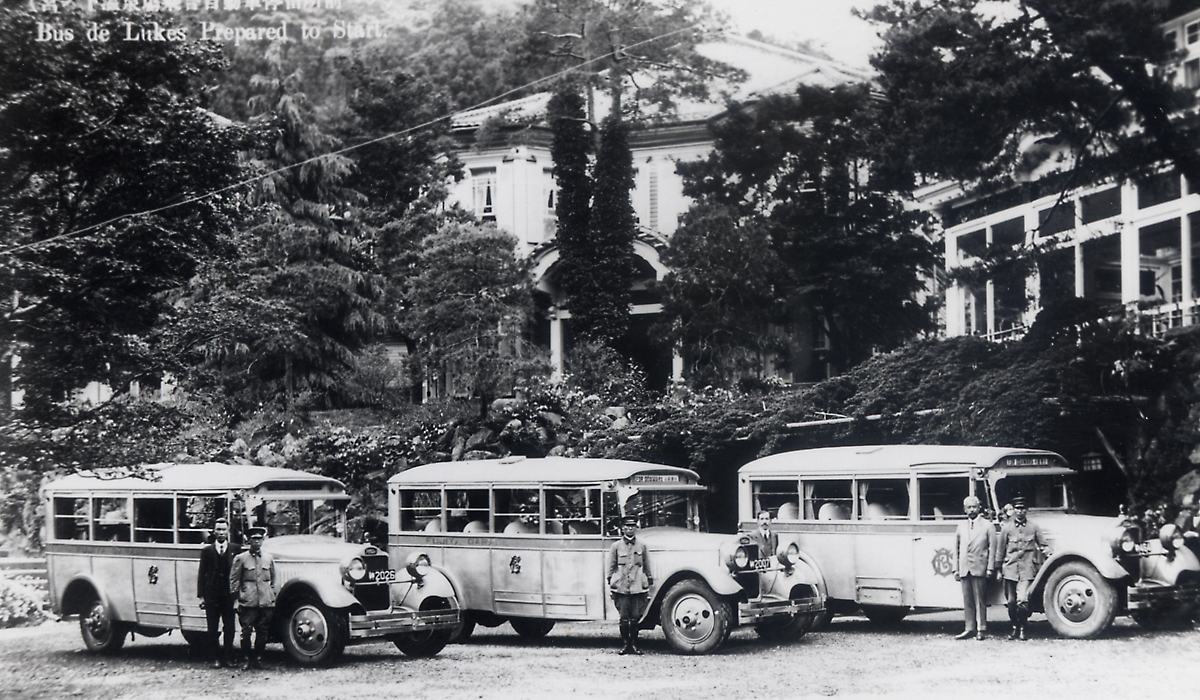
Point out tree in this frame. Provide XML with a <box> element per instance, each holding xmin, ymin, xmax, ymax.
<box><xmin>678</xmin><ymin>84</ymin><xmax>938</xmax><ymax>375</ymax></box>
<box><xmin>0</xmin><ymin>7</ymin><xmax>246</xmax><ymax>418</ymax></box>
<box><xmin>658</xmin><ymin>205</ymin><xmax>788</xmax><ymax>387</ymax></box>
<box><xmin>863</xmin><ymin>0</ymin><xmax>1200</xmax><ymax>190</ymax></box>
<box><xmin>401</xmin><ymin>221</ymin><xmax>534</xmax><ymax>416</ymax></box>
<box><xmin>518</xmin><ymin>0</ymin><xmax>738</xmax><ymax>122</ymax></box>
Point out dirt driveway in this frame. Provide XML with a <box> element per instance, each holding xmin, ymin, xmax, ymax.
<box><xmin>2</xmin><ymin>612</ymin><xmax>1198</xmax><ymax>700</ymax></box>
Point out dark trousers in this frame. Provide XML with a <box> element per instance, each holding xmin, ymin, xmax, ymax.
<box><xmin>1004</xmin><ymin>579</ymin><xmax>1032</xmax><ymax>623</ymax></box>
<box><xmin>204</xmin><ymin>597</ymin><xmax>236</xmax><ymax>659</ymax></box>
<box><xmin>612</xmin><ymin>592</ymin><xmax>647</xmax><ymax>647</ymax></box>
<box><xmin>959</xmin><ymin>575</ymin><xmax>989</xmax><ymax>632</ymax></box>
<box><xmin>238</xmin><ymin>606</ymin><xmax>273</xmax><ymax>656</ymax></box>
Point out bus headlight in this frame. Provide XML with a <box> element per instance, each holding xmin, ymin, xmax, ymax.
<box><xmin>777</xmin><ymin>542</ymin><xmax>801</xmax><ymax>568</ymax></box>
<box><xmin>1160</xmin><ymin>523</ymin><xmax>1183</xmax><ymax>552</ymax></box>
<box><xmin>1109</xmin><ymin>526</ymin><xmax>1139</xmax><ymax>556</ymax></box>
<box><xmin>731</xmin><ymin>546</ymin><xmax>750</xmax><ymax>571</ymax></box>
<box><xmin>341</xmin><ymin>557</ymin><xmax>367</xmax><ymax>583</ymax></box>
<box><xmin>404</xmin><ymin>551</ymin><xmax>431</xmax><ymax>587</ymax></box>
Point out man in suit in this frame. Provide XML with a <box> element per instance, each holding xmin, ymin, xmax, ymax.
<box><xmin>748</xmin><ymin>510</ymin><xmax>779</xmax><ymax>558</ymax></box>
<box><xmin>197</xmin><ymin>517</ymin><xmax>239</xmax><ymax>667</ymax></box>
<box><xmin>954</xmin><ymin>495</ymin><xmax>997</xmax><ymax>640</ymax></box>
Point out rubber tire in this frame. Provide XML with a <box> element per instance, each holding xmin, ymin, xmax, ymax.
<box><xmin>861</xmin><ymin>605</ymin><xmax>908</xmax><ymax>625</ymax></box>
<box><xmin>450</xmin><ymin>615</ymin><xmax>476</xmax><ymax>643</ymax></box>
<box><xmin>810</xmin><ymin>607</ymin><xmax>835</xmax><ymax>631</ymax></box>
<box><xmin>659</xmin><ymin>579</ymin><xmax>732</xmax><ymax>655</ymax></box>
<box><xmin>280</xmin><ymin>598</ymin><xmax>347</xmax><ymax>666</ymax></box>
<box><xmin>509</xmin><ymin>618</ymin><xmax>556</xmax><ymax>639</ymax></box>
<box><xmin>393</xmin><ymin>598</ymin><xmax>455</xmax><ymax>657</ymax></box>
<box><xmin>1042</xmin><ymin>561</ymin><xmax>1118</xmax><ymax>639</ymax></box>
<box><xmin>180</xmin><ymin>629</ymin><xmax>209</xmax><ymax>652</ymax></box>
<box><xmin>80</xmin><ymin>598</ymin><xmax>126</xmax><ymax>653</ymax></box>
<box><xmin>754</xmin><ymin>615</ymin><xmax>808</xmax><ymax>642</ymax></box>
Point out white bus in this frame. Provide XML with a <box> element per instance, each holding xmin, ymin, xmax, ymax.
<box><xmin>42</xmin><ymin>463</ymin><xmax>460</xmax><ymax>665</ymax></box>
<box><xmin>738</xmin><ymin>445</ymin><xmax>1200</xmax><ymax>638</ymax></box>
<box><xmin>387</xmin><ymin>456</ymin><xmax>826</xmax><ymax>654</ymax></box>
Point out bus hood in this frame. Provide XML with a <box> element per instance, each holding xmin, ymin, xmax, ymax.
<box><xmin>636</xmin><ymin>526</ymin><xmax>744</xmax><ymax>551</ymax></box>
<box><xmin>1021</xmin><ymin>512</ymin><xmax>1126</xmax><ymax>548</ymax></box>
<box><xmin>262</xmin><ymin>534</ymin><xmax>370</xmax><ymax>561</ymax></box>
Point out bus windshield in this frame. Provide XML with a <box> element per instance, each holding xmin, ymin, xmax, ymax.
<box><xmin>992</xmin><ymin>472</ymin><xmax>1072</xmax><ymax>511</ymax></box>
<box><xmin>245</xmin><ymin>497</ymin><xmax>348</xmax><ymax>538</ymax></box>
<box><xmin>620</xmin><ymin>490</ymin><xmax>700</xmax><ymax>531</ymax></box>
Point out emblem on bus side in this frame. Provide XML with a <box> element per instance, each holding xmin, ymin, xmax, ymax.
<box><xmin>147</xmin><ymin>565</ymin><xmax>159</xmax><ymax>585</ymax></box>
<box><xmin>930</xmin><ymin>548</ymin><xmax>953</xmax><ymax>577</ymax></box>
<box><xmin>509</xmin><ymin>556</ymin><xmax>521</xmax><ymax>574</ymax></box>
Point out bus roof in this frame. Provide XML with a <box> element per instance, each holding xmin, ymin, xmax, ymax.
<box><xmin>42</xmin><ymin>463</ymin><xmax>347</xmax><ymax>495</ymax></box>
<box><xmin>739</xmin><ymin>445</ymin><xmax>1068</xmax><ymax>477</ymax></box>
<box><xmin>388</xmin><ymin>456</ymin><xmax>700</xmax><ymax>487</ymax></box>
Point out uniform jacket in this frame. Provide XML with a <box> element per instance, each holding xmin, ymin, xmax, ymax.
<box><xmin>608</xmin><ymin>537</ymin><xmax>651</xmax><ymax>595</ymax></box>
<box><xmin>197</xmin><ymin>540</ymin><xmax>240</xmax><ymax>602</ymax></box>
<box><xmin>955</xmin><ymin>514</ymin><xmax>997</xmax><ymax>578</ymax></box>
<box><xmin>230</xmin><ymin>549</ymin><xmax>276</xmax><ymax>608</ymax></box>
<box><xmin>997</xmin><ymin>519</ymin><xmax>1048</xmax><ymax>581</ymax></box>
<box><xmin>748</xmin><ymin>529</ymin><xmax>778</xmax><ymax>558</ymax></box>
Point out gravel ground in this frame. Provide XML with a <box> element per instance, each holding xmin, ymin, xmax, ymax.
<box><xmin>1</xmin><ymin>612</ymin><xmax>1198</xmax><ymax>700</ymax></box>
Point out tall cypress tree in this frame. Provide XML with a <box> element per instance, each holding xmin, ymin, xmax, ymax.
<box><xmin>548</xmin><ymin>87</ymin><xmax>593</xmax><ymax>329</ymax></box>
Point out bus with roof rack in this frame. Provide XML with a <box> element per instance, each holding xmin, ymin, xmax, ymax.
<box><xmin>42</xmin><ymin>463</ymin><xmax>460</xmax><ymax>665</ymax></box>
<box><xmin>387</xmin><ymin>455</ymin><xmax>825</xmax><ymax>654</ymax></box>
<box><xmin>737</xmin><ymin>444</ymin><xmax>1200</xmax><ymax>638</ymax></box>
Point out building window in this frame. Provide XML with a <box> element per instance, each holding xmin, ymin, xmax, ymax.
<box><xmin>471</xmin><ymin>167</ymin><xmax>497</xmax><ymax>221</ymax></box>
<box><xmin>1037</xmin><ymin>202</ymin><xmax>1076</xmax><ymax>237</ymax></box>
<box><xmin>1188</xmin><ymin>21</ymin><xmax>1199</xmax><ymax>44</ymax></box>
<box><xmin>1166</xmin><ymin>30</ymin><xmax>1178</xmax><ymax>49</ymax></box>
<box><xmin>648</xmin><ymin>169</ymin><xmax>659</xmax><ymax>231</ymax></box>
<box><xmin>1187</xmin><ymin>58</ymin><xmax>1200</xmax><ymax>89</ymax></box>
<box><xmin>1138</xmin><ymin>171</ymin><xmax>1181</xmax><ymax>209</ymax></box>
<box><xmin>1080</xmin><ymin>185</ymin><xmax>1122</xmax><ymax>223</ymax></box>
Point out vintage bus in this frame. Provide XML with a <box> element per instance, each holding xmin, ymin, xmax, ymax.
<box><xmin>387</xmin><ymin>456</ymin><xmax>826</xmax><ymax>654</ymax></box>
<box><xmin>42</xmin><ymin>463</ymin><xmax>460</xmax><ymax>665</ymax></box>
<box><xmin>738</xmin><ymin>445</ymin><xmax>1200</xmax><ymax>638</ymax></box>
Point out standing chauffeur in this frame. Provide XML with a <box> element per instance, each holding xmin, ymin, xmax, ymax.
<box><xmin>197</xmin><ymin>517</ymin><xmax>240</xmax><ymax>667</ymax></box>
<box><xmin>609</xmin><ymin>514</ymin><xmax>653</xmax><ymax>655</ymax></box>
<box><xmin>953</xmin><ymin>496</ymin><xmax>997</xmax><ymax>640</ymax></box>
<box><xmin>997</xmin><ymin>497</ymin><xmax>1050</xmax><ymax>640</ymax></box>
<box><xmin>230</xmin><ymin>527</ymin><xmax>275</xmax><ymax>669</ymax></box>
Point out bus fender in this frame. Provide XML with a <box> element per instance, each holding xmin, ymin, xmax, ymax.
<box><xmin>785</xmin><ymin>548</ymin><xmax>829</xmax><ymax>600</ymax></box>
<box><xmin>60</xmin><ymin>574</ymin><xmax>123</xmax><ymax>621</ymax></box>
<box><xmin>398</xmin><ymin>565</ymin><xmax>459</xmax><ymax>606</ymax></box>
<box><xmin>1032</xmin><ymin>550</ymin><xmax>1128</xmax><ymax>595</ymax></box>
<box><xmin>277</xmin><ymin>578</ymin><xmax>358</xmax><ymax>611</ymax></box>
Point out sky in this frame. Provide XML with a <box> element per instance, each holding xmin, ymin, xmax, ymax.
<box><xmin>705</xmin><ymin>0</ymin><xmax>881</xmax><ymax>68</ymax></box>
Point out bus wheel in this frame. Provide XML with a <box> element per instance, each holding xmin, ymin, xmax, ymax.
<box><xmin>281</xmin><ymin>599</ymin><xmax>346</xmax><ymax>665</ymax></box>
<box><xmin>754</xmin><ymin>615</ymin><xmax>807</xmax><ymax>642</ymax></box>
<box><xmin>509</xmin><ymin>618</ymin><xmax>555</xmax><ymax>639</ymax></box>
<box><xmin>393</xmin><ymin>598</ymin><xmax>454</xmax><ymax>657</ymax></box>
<box><xmin>450</xmin><ymin>615</ymin><xmax>476</xmax><ymax>643</ymax></box>
<box><xmin>180</xmin><ymin>629</ymin><xmax>209</xmax><ymax>654</ymax></box>
<box><xmin>862</xmin><ymin>605</ymin><xmax>908</xmax><ymax>625</ymax></box>
<box><xmin>80</xmin><ymin>598</ymin><xmax>126</xmax><ymax>653</ymax></box>
<box><xmin>1042</xmin><ymin>562</ymin><xmax>1117</xmax><ymax>639</ymax></box>
<box><xmin>659</xmin><ymin>580</ymin><xmax>731</xmax><ymax>655</ymax></box>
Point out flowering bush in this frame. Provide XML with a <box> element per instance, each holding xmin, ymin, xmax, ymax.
<box><xmin>0</xmin><ymin>577</ymin><xmax>46</xmax><ymax>629</ymax></box>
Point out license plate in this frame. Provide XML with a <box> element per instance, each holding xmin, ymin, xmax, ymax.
<box><xmin>751</xmin><ymin>558</ymin><xmax>772</xmax><ymax>572</ymax></box>
<box><xmin>369</xmin><ymin>569</ymin><xmax>397</xmax><ymax>583</ymax></box>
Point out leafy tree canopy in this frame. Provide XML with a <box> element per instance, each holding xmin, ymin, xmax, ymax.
<box><xmin>863</xmin><ymin>0</ymin><xmax>1200</xmax><ymax>190</ymax></box>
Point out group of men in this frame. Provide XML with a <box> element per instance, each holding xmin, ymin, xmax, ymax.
<box><xmin>196</xmin><ymin>519</ymin><xmax>277</xmax><ymax>670</ymax></box>
<box><xmin>955</xmin><ymin>495</ymin><xmax>1048</xmax><ymax>641</ymax></box>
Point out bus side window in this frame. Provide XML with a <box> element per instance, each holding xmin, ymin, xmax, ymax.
<box><xmin>94</xmin><ymin>497</ymin><xmax>131</xmax><ymax>542</ymax></box>
<box><xmin>546</xmin><ymin>487</ymin><xmax>601</xmax><ymax>535</ymax></box>
<box><xmin>447</xmin><ymin>489</ymin><xmax>489</xmax><ymax>532</ymax></box>
<box><xmin>399</xmin><ymin>489</ymin><xmax>442</xmax><ymax>532</ymax></box>
<box><xmin>496</xmin><ymin>488</ymin><xmax>539</xmax><ymax>534</ymax></box>
<box><xmin>917</xmin><ymin>477</ymin><xmax>969</xmax><ymax>520</ymax></box>
<box><xmin>178</xmin><ymin>496</ymin><xmax>227</xmax><ymax>544</ymax></box>
<box><xmin>804</xmin><ymin>480</ymin><xmax>852</xmax><ymax>520</ymax></box>
<box><xmin>858</xmin><ymin>479</ymin><xmax>910</xmax><ymax>520</ymax></box>
<box><xmin>54</xmin><ymin>497</ymin><xmax>90</xmax><ymax>540</ymax></box>
<box><xmin>752</xmin><ymin>480</ymin><xmax>799</xmax><ymax>521</ymax></box>
<box><xmin>135</xmin><ymin>497</ymin><xmax>175</xmax><ymax>543</ymax></box>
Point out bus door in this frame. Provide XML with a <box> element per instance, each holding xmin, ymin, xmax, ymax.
<box><xmin>90</xmin><ymin>495</ymin><xmax>137</xmax><ymax>617</ymax></box>
<box><xmin>176</xmin><ymin>494</ymin><xmax>226</xmax><ymax>632</ymax></box>
<box><xmin>490</xmin><ymin>488</ymin><xmax>547</xmax><ymax>617</ymax></box>
<box><xmin>130</xmin><ymin>496</ymin><xmax>181</xmax><ymax>628</ymax></box>
<box><xmin>910</xmin><ymin>474</ymin><xmax>972</xmax><ymax>607</ymax></box>
<box><xmin>798</xmin><ymin>479</ymin><xmax>857</xmax><ymax>601</ymax></box>
<box><xmin>851</xmin><ymin>477</ymin><xmax>914</xmax><ymax>607</ymax></box>
<box><xmin>542</xmin><ymin>487</ymin><xmax>607</xmax><ymax>619</ymax></box>
<box><xmin>440</xmin><ymin>487</ymin><xmax>496</xmax><ymax>611</ymax></box>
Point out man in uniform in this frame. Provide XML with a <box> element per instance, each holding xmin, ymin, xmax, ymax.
<box><xmin>197</xmin><ymin>517</ymin><xmax>239</xmax><ymax>667</ymax></box>
<box><xmin>997</xmin><ymin>497</ymin><xmax>1050</xmax><ymax>640</ymax></box>
<box><xmin>608</xmin><ymin>514</ymin><xmax>653</xmax><ymax>655</ymax></box>
<box><xmin>748</xmin><ymin>510</ymin><xmax>778</xmax><ymax>558</ymax></box>
<box><xmin>953</xmin><ymin>496</ymin><xmax>997</xmax><ymax>640</ymax></box>
<box><xmin>229</xmin><ymin>527</ymin><xmax>275</xmax><ymax>669</ymax></box>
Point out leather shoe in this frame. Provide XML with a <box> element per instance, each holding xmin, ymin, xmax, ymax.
<box><xmin>954</xmin><ymin>630</ymin><xmax>974</xmax><ymax>640</ymax></box>
<box><xmin>1019</xmin><ymin>627</ymin><xmax>1028</xmax><ymax>641</ymax></box>
<box><xmin>976</xmin><ymin>631</ymin><xmax>986</xmax><ymax>640</ymax></box>
<box><xmin>212</xmin><ymin>658</ymin><xmax>224</xmax><ymax>669</ymax></box>
<box><xmin>618</xmin><ymin>646</ymin><xmax>631</xmax><ymax>655</ymax></box>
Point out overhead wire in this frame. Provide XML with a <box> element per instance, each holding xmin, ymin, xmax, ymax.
<box><xmin>0</xmin><ymin>23</ymin><xmax>705</xmax><ymax>258</ymax></box>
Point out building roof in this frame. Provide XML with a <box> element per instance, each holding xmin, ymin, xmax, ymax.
<box><xmin>451</xmin><ymin>34</ymin><xmax>874</xmax><ymax>131</ymax></box>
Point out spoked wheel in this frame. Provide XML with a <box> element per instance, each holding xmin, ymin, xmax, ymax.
<box><xmin>281</xmin><ymin>598</ymin><xmax>346</xmax><ymax>665</ymax></box>
<box><xmin>80</xmin><ymin>598</ymin><xmax>126</xmax><ymax>653</ymax></box>
<box><xmin>659</xmin><ymin>580</ymin><xmax>732</xmax><ymax>655</ymax></box>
